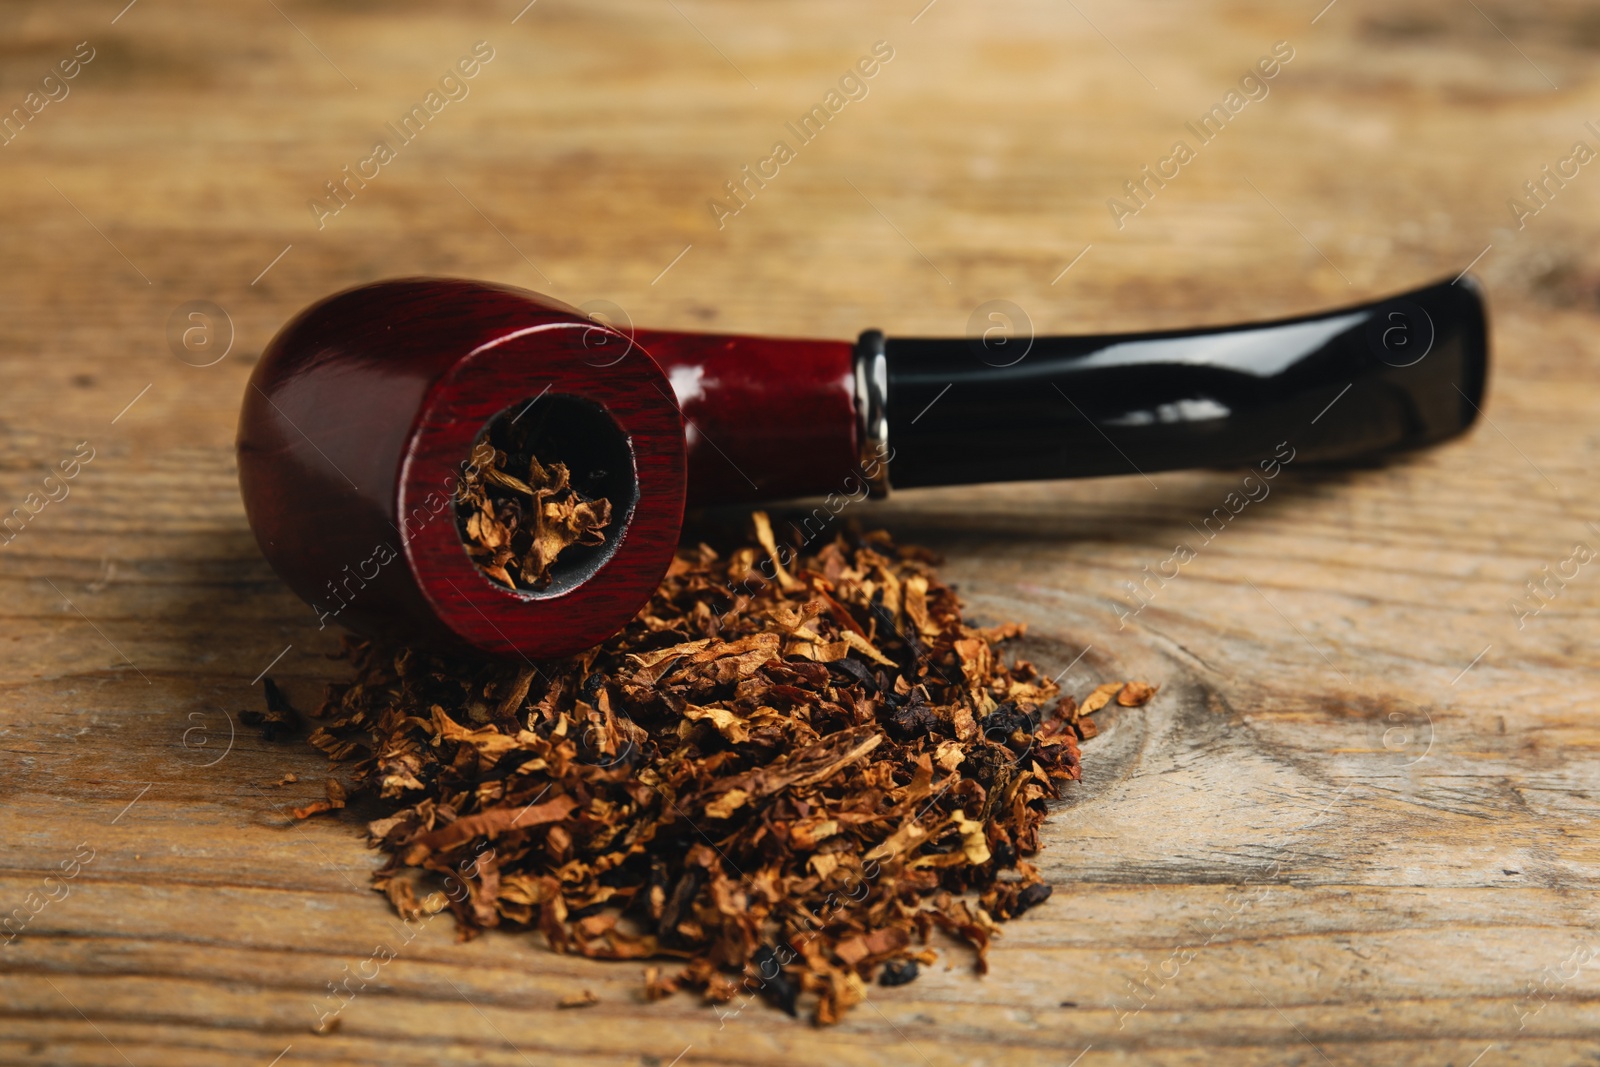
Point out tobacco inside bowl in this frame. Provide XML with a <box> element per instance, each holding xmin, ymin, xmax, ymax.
<box><xmin>453</xmin><ymin>392</ymin><xmax>638</xmax><ymax>597</ymax></box>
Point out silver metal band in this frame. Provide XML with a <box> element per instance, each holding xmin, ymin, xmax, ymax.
<box><xmin>853</xmin><ymin>329</ymin><xmax>891</xmax><ymax>496</ymax></box>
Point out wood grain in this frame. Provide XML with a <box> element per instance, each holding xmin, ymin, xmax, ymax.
<box><xmin>3</xmin><ymin>0</ymin><xmax>1600</xmax><ymax>1064</ymax></box>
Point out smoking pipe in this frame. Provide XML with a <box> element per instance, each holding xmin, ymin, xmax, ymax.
<box><xmin>237</xmin><ymin>276</ymin><xmax>1487</xmax><ymax>659</ymax></box>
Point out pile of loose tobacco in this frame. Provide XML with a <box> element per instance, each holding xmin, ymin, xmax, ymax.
<box><xmin>300</xmin><ymin>513</ymin><xmax>1154</xmax><ymax>1023</ymax></box>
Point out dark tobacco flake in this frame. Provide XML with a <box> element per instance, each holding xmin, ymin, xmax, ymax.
<box><xmin>304</xmin><ymin>513</ymin><xmax>1156</xmax><ymax>1023</ymax></box>
<box><xmin>751</xmin><ymin>944</ymin><xmax>800</xmax><ymax>1017</ymax></box>
<box><xmin>878</xmin><ymin>959</ymin><xmax>918</xmax><ymax>987</ymax></box>
<box><xmin>241</xmin><ymin>676</ymin><xmax>301</xmax><ymax>741</ymax></box>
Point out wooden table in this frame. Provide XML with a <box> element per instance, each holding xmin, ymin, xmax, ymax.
<box><xmin>4</xmin><ymin>0</ymin><xmax>1598</xmax><ymax>1063</ymax></box>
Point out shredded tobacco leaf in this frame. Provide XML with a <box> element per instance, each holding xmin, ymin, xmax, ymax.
<box><xmin>243</xmin><ymin>676</ymin><xmax>302</xmax><ymax>741</ymax></box>
<box><xmin>303</xmin><ymin>514</ymin><xmax>1155</xmax><ymax>1023</ymax></box>
<box><xmin>455</xmin><ymin>438</ymin><xmax>612</xmax><ymax>591</ymax></box>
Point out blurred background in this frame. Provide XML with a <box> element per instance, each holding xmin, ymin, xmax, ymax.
<box><xmin>4</xmin><ymin>1</ymin><xmax>1600</xmax><ymax>1064</ymax></box>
